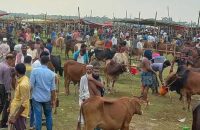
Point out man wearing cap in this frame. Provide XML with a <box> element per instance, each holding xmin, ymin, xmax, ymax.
<box><xmin>0</xmin><ymin>38</ymin><xmax>10</xmax><ymax>62</ymax></box>
<box><xmin>0</xmin><ymin>53</ymin><xmax>15</xmax><ymax>128</ymax></box>
<box><xmin>77</xmin><ymin>64</ymin><xmax>104</xmax><ymax>130</ymax></box>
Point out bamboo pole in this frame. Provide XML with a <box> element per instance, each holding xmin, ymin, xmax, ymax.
<box><xmin>138</xmin><ymin>12</ymin><xmax>141</xmax><ymax>30</ymax></box>
<box><xmin>196</xmin><ymin>10</ymin><xmax>200</xmax><ymax>35</ymax></box>
<box><xmin>154</xmin><ymin>11</ymin><xmax>157</xmax><ymax>27</ymax></box>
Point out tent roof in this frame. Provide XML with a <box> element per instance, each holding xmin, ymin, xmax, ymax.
<box><xmin>113</xmin><ymin>18</ymin><xmax>187</xmax><ymax>28</ymax></box>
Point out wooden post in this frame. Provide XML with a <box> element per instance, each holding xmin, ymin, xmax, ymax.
<box><xmin>196</xmin><ymin>10</ymin><xmax>200</xmax><ymax>35</ymax></box>
<box><xmin>190</xmin><ymin>21</ymin><xmax>193</xmax><ymax>37</ymax></box>
<box><xmin>126</xmin><ymin>10</ymin><xmax>127</xmax><ymax>19</ymax></box>
<box><xmin>154</xmin><ymin>11</ymin><xmax>157</xmax><ymax>27</ymax></box>
<box><xmin>138</xmin><ymin>12</ymin><xmax>141</xmax><ymax>30</ymax></box>
<box><xmin>78</xmin><ymin>6</ymin><xmax>81</xmax><ymax>30</ymax></box>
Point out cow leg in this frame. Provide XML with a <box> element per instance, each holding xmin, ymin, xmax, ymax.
<box><xmin>187</xmin><ymin>94</ymin><xmax>191</xmax><ymax>111</ymax></box>
<box><xmin>64</xmin><ymin>76</ymin><xmax>70</xmax><ymax>95</ymax></box>
<box><xmin>182</xmin><ymin>95</ymin><xmax>187</xmax><ymax>110</ymax></box>
<box><xmin>111</xmin><ymin>80</ymin><xmax>116</xmax><ymax>93</ymax></box>
<box><xmin>106</xmin><ymin>76</ymin><xmax>110</xmax><ymax>93</ymax></box>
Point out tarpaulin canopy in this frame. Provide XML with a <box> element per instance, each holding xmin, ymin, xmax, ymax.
<box><xmin>113</xmin><ymin>18</ymin><xmax>187</xmax><ymax>30</ymax></box>
<box><xmin>0</xmin><ymin>10</ymin><xmax>9</xmax><ymax>17</ymax></box>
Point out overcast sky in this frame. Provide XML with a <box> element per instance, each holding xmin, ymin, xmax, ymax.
<box><xmin>1</xmin><ymin>0</ymin><xmax>200</xmax><ymax>22</ymax></box>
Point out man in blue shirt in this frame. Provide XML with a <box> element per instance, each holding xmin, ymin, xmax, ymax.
<box><xmin>46</xmin><ymin>38</ymin><xmax>53</xmax><ymax>54</ymax></box>
<box><xmin>73</xmin><ymin>44</ymin><xmax>89</xmax><ymax>64</ymax></box>
<box><xmin>30</xmin><ymin>55</ymin><xmax>56</xmax><ymax>130</ymax></box>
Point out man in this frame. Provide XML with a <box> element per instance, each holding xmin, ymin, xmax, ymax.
<box><xmin>132</xmin><ymin>34</ymin><xmax>139</xmax><ymax>49</ymax></box>
<box><xmin>24</xmin><ymin>56</ymin><xmax>32</xmax><ymax>78</ymax></box>
<box><xmin>46</xmin><ymin>39</ymin><xmax>53</xmax><ymax>54</ymax></box>
<box><xmin>8</xmin><ymin>63</ymin><xmax>30</xmax><ymax>130</ymax></box>
<box><xmin>111</xmin><ymin>34</ymin><xmax>117</xmax><ymax>47</ymax></box>
<box><xmin>27</xmin><ymin>41</ymin><xmax>38</xmax><ymax>62</ymax></box>
<box><xmin>77</xmin><ymin>65</ymin><xmax>104</xmax><ymax>130</ymax></box>
<box><xmin>73</xmin><ymin>44</ymin><xmax>89</xmax><ymax>64</ymax></box>
<box><xmin>151</xmin><ymin>60</ymin><xmax>171</xmax><ymax>85</ymax></box>
<box><xmin>32</xmin><ymin>51</ymin><xmax>49</xmax><ymax>69</ymax></box>
<box><xmin>15</xmin><ymin>44</ymin><xmax>31</xmax><ymax>64</ymax></box>
<box><xmin>0</xmin><ymin>53</ymin><xmax>15</xmax><ymax>128</ymax></box>
<box><xmin>30</xmin><ymin>55</ymin><xmax>56</xmax><ymax>130</ymax></box>
<box><xmin>124</xmin><ymin>36</ymin><xmax>131</xmax><ymax>48</ymax></box>
<box><xmin>0</xmin><ymin>38</ymin><xmax>10</xmax><ymax>62</ymax></box>
<box><xmin>136</xmin><ymin>38</ymin><xmax>144</xmax><ymax>60</ymax></box>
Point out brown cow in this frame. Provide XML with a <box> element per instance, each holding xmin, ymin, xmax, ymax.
<box><xmin>56</xmin><ymin>36</ymin><xmax>64</xmax><ymax>53</ymax></box>
<box><xmin>81</xmin><ymin>96</ymin><xmax>142</xmax><ymax>130</ymax></box>
<box><xmin>104</xmin><ymin>60</ymin><xmax>127</xmax><ymax>92</ymax></box>
<box><xmin>165</xmin><ymin>66</ymin><xmax>200</xmax><ymax>110</ymax></box>
<box><xmin>64</xmin><ymin>39</ymin><xmax>76</xmax><ymax>59</ymax></box>
<box><xmin>64</xmin><ymin>60</ymin><xmax>86</xmax><ymax>95</ymax></box>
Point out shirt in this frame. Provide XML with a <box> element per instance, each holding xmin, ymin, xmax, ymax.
<box><xmin>151</xmin><ymin>63</ymin><xmax>163</xmax><ymax>72</ymax></box>
<box><xmin>77</xmin><ymin>54</ymin><xmax>84</xmax><ymax>64</ymax></box>
<box><xmin>0</xmin><ymin>61</ymin><xmax>13</xmax><ymax>93</ymax></box>
<box><xmin>27</xmin><ymin>48</ymin><xmax>37</xmax><ymax>60</ymax></box>
<box><xmin>111</xmin><ymin>37</ymin><xmax>117</xmax><ymax>46</ymax></box>
<box><xmin>15</xmin><ymin>53</ymin><xmax>32</xmax><ymax>65</ymax></box>
<box><xmin>137</xmin><ymin>41</ymin><xmax>143</xmax><ymax>49</ymax></box>
<box><xmin>10</xmin><ymin>76</ymin><xmax>30</xmax><ymax>118</ymax></box>
<box><xmin>79</xmin><ymin>74</ymin><xmax>90</xmax><ymax>101</ymax></box>
<box><xmin>25</xmin><ymin>64</ymin><xmax>32</xmax><ymax>78</ymax></box>
<box><xmin>30</xmin><ymin>65</ymin><xmax>56</xmax><ymax>102</ymax></box>
<box><xmin>46</xmin><ymin>43</ymin><xmax>53</xmax><ymax>54</ymax></box>
<box><xmin>32</xmin><ymin>60</ymin><xmax>41</xmax><ymax>69</ymax></box>
<box><xmin>0</xmin><ymin>43</ymin><xmax>10</xmax><ymax>58</ymax></box>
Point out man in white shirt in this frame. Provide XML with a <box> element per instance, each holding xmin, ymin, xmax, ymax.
<box><xmin>148</xmin><ymin>34</ymin><xmax>155</xmax><ymax>43</ymax></box>
<box><xmin>32</xmin><ymin>51</ymin><xmax>49</xmax><ymax>69</ymax></box>
<box><xmin>137</xmin><ymin>38</ymin><xmax>144</xmax><ymax>49</ymax></box>
<box><xmin>27</xmin><ymin>41</ymin><xmax>38</xmax><ymax>62</ymax></box>
<box><xmin>124</xmin><ymin>36</ymin><xmax>131</xmax><ymax>48</ymax></box>
<box><xmin>111</xmin><ymin>35</ymin><xmax>117</xmax><ymax>46</ymax></box>
<box><xmin>120</xmin><ymin>31</ymin><xmax>124</xmax><ymax>39</ymax></box>
<box><xmin>136</xmin><ymin>38</ymin><xmax>144</xmax><ymax>60</ymax></box>
<box><xmin>0</xmin><ymin>38</ymin><xmax>10</xmax><ymax>62</ymax></box>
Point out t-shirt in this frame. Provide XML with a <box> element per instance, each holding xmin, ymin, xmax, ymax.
<box><xmin>77</xmin><ymin>54</ymin><xmax>84</xmax><ymax>64</ymax></box>
<box><xmin>137</xmin><ymin>42</ymin><xmax>143</xmax><ymax>49</ymax></box>
<box><xmin>151</xmin><ymin>63</ymin><xmax>163</xmax><ymax>72</ymax></box>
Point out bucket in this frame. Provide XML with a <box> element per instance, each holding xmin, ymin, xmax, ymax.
<box><xmin>130</xmin><ymin>67</ymin><xmax>138</xmax><ymax>75</ymax></box>
<box><xmin>159</xmin><ymin>86</ymin><xmax>168</xmax><ymax>96</ymax></box>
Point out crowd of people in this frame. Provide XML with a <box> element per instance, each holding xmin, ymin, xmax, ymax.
<box><xmin>0</xmin><ymin>22</ymin><xmax>200</xmax><ymax>130</ymax></box>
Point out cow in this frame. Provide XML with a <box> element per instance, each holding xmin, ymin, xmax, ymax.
<box><xmin>56</xmin><ymin>36</ymin><xmax>64</xmax><ymax>53</ymax></box>
<box><xmin>64</xmin><ymin>60</ymin><xmax>86</xmax><ymax>95</ymax></box>
<box><xmin>165</xmin><ymin>66</ymin><xmax>200</xmax><ymax>110</ymax></box>
<box><xmin>50</xmin><ymin>55</ymin><xmax>63</xmax><ymax>77</ymax></box>
<box><xmin>88</xmin><ymin>48</ymin><xmax>116</xmax><ymax>62</ymax></box>
<box><xmin>64</xmin><ymin>38</ymin><xmax>76</xmax><ymax>59</ymax></box>
<box><xmin>112</xmin><ymin>52</ymin><xmax>129</xmax><ymax>71</ymax></box>
<box><xmin>80</xmin><ymin>96</ymin><xmax>142</xmax><ymax>130</ymax></box>
<box><xmin>104</xmin><ymin>60</ymin><xmax>127</xmax><ymax>93</ymax></box>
